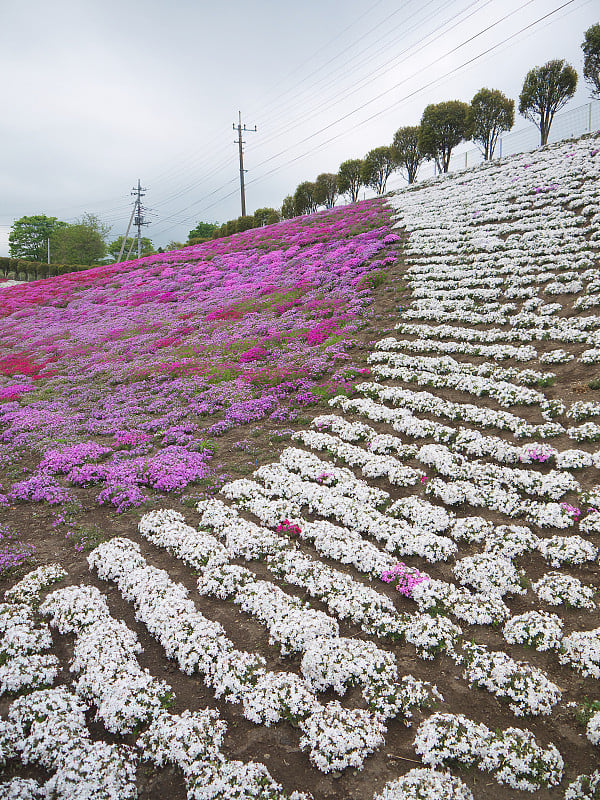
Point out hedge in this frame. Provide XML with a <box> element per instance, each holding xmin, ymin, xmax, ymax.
<box><xmin>0</xmin><ymin>258</ymin><xmax>94</xmax><ymax>283</ymax></box>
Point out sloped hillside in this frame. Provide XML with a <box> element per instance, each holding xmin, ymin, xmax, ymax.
<box><xmin>1</xmin><ymin>133</ymin><xmax>600</xmax><ymax>800</ymax></box>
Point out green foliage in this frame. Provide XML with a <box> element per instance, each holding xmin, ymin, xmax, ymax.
<box><xmin>236</xmin><ymin>215</ymin><xmax>256</xmax><ymax>233</ymax></box>
<box><xmin>253</xmin><ymin>207</ymin><xmax>280</xmax><ymax>226</ymax></box>
<box><xmin>314</xmin><ymin>173</ymin><xmax>338</xmax><ymax>209</ymax></box>
<box><xmin>576</xmin><ymin>698</ymin><xmax>600</xmax><ymax>725</ymax></box>
<box><xmin>588</xmin><ymin>378</ymin><xmax>600</xmax><ymax>390</ymax></box>
<box><xmin>419</xmin><ymin>101</ymin><xmax>472</xmax><ymax>173</ymax></box>
<box><xmin>293</xmin><ymin>181</ymin><xmax>318</xmax><ymax>215</ymax></box>
<box><xmin>392</xmin><ymin>126</ymin><xmax>423</xmax><ymax>184</ymax></box>
<box><xmin>108</xmin><ymin>236</ymin><xmax>154</xmax><ymax>262</ymax></box>
<box><xmin>357</xmin><ymin>269</ymin><xmax>388</xmax><ymax>289</ymax></box>
<box><xmin>360</xmin><ymin>146</ymin><xmax>398</xmax><ymax>195</ymax></box>
<box><xmin>9</xmin><ymin>215</ymin><xmax>67</xmax><ymax>261</ymax></box>
<box><xmin>583</xmin><ymin>23</ymin><xmax>600</xmax><ymax>98</ymax></box>
<box><xmin>50</xmin><ymin>213</ymin><xmax>110</xmax><ymax>266</ymax></box>
<box><xmin>470</xmin><ymin>88</ymin><xmax>515</xmax><ymax>160</ymax></box>
<box><xmin>337</xmin><ymin>159</ymin><xmax>364</xmax><ymax>203</ymax></box>
<box><xmin>518</xmin><ymin>59</ymin><xmax>578</xmax><ymax>145</ymax></box>
<box><xmin>188</xmin><ymin>220</ymin><xmax>219</xmax><ymax>240</ymax></box>
<box><xmin>281</xmin><ymin>195</ymin><xmax>296</xmax><ymax>220</ymax></box>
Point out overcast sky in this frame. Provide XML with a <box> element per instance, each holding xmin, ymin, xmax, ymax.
<box><xmin>1</xmin><ymin>0</ymin><xmax>598</xmax><ymax>256</ymax></box>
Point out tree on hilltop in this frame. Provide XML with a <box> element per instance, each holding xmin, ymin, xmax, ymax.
<box><xmin>293</xmin><ymin>182</ymin><xmax>318</xmax><ymax>215</ymax></box>
<box><xmin>391</xmin><ymin>126</ymin><xmax>423</xmax><ymax>184</ymax></box>
<box><xmin>253</xmin><ymin>207</ymin><xmax>280</xmax><ymax>226</ymax></box>
<box><xmin>582</xmin><ymin>23</ymin><xmax>600</xmax><ymax>98</ymax></box>
<box><xmin>314</xmin><ymin>173</ymin><xmax>339</xmax><ymax>209</ymax></box>
<box><xmin>9</xmin><ymin>215</ymin><xmax>67</xmax><ymax>261</ymax></box>
<box><xmin>470</xmin><ymin>88</ymin><xmax>514</xmax><ymax>160</ymax></box>
<box><xmin>188</xmin><ymin>221</ymin><xmax>219</xmax><ymax>241</ymax></box>
<box><xmin>337</xmin><ymin>159</ymin><xmax>364</xmax><ymax>203</ymax></box>
<box><xmin>418</xmin><ymin>101</ymin><xmax>472</xmax><ymax>173</ymax></box>
<box><xmin>361</xmin><ymin>147</ymin><xmax>398</xmax><ymax>195</ymax></box>
<box><xmin>50</xmin><ymin>213</ymin><xmax>110</xmax><ymax>265</ymax></box>
<box><xmin>519</xmin><ymin>59</ymin><xmax>578</xmax><ymax>145</ymax></box>
<box><xmin>281</xmin><ymin>196</ymin><xmax>296</xmax><ymax>220</ymax></box>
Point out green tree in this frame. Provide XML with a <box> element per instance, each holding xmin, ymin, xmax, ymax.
<box><xmin>187</xmin><ymin>221</ymin><xmax>219</xmax><ymax>241</ymax></box>
<box><xmin>518</xmin><ymin>59</ymin><xmax>578</xmax><ymax>146</ymax></box>
<box><xmin>236</xmin><ymin>215</ymin><xmax>256</xmax><ymax>232</ymax></box>
<box><xmin>9</xmin><ymin>215</ymin><xmax>67</xmax><ymax>261</ymax></box>
<box><xmin>293</xmin><ymin>181</ymin><xmax>318</xmax><ymax>215</ymax></box>
<box><xmin>166</xmin><ymin>241</ymin><xmax>186</xmax><ymax>251</ymax></box>
<box><xmin>314</xmin><ymin>173</ymin><xmax>338</xmax><ymax>208</ymax></box>
<box><xmin>337</xmin><ymin>159</ymin><xmax>364</xmax><ymax>203</ymax></box>
<box><xmin>391</xmin><ymin>126</ymin><xmax>423</xmax><ymax>184</ymax></box>
<box><xmin>50</xmin><ymin>213</ymin><xmax>110</xmax><ymax>265</ymax></box>
<box><xmin>281</xmin><ymin>196</ymin><xmax>296</xmax><ymax>220</ymax></box>
<box><xmin>470</xmin><ymin>88</ymin><xmax>514</xmax><ymax>160</ymax></box>
<box><xmin>419</xmin><ymin>101</ymin><xmax>472</xmax><ymax>173</ymax></box>
<box><xmin>583</xmin><ymin>23</ymin><xmax>600</xmax><ymax>98</ymax></box>
<box><xmin>108</xmin><ymin>236</ymin><xmax>154</xmax><ymax>262</ymax></box>
<box><xmin>361</xmin><ymin>146</ymin><xmax>398</xmax><ymax>194</ymax></box>
<box><xmin>253</xmin><ymin>207</ymin><xmax>280</xmax><ymax>226</ymax></box>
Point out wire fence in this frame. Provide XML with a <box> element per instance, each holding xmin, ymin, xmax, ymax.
<box><xmin>387</xmin><ymin>97</ymin><xmax>600</xmax><ymax>190</ymax></box>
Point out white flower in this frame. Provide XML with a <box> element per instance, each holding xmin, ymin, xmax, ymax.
<box><xmin>533</xmin><ymin>572</ymin><xmax>596</xmax><ymax>609</ymax></box>
<box><xmin>503</xmin><ymin>611</ymin><xmax>563</xmax><ymax>651</ymax></box>
<box><xmin>299</xmin><ymin>702</ymin><xmax>386</xmax><ymax>772</ymax></box>
<box><xmin>373</xmin><ymin>769</ymin><xmax>474</xmax><ymax>800</ymax></box>
<box><xmin>559</xmin><ymin>628</ymin><xmax>600</xmax><ymax>677</ymax></box>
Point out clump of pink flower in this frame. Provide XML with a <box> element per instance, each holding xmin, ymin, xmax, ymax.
<box><xmin>561</xmin><ymin>503</ymin><xmax>581</xmax><ymax>520</ymax></box>
<box><xmin>520</xmin><ymin>445</ymin><xmax>552</xmax><ymax>463</ymax></box>
<box><xmin>276</xmin><ymin>519</ymin><xmax>302</xmax><ymax>538</ymax></box>
<box><xmin>381</xmin><ymin>562</ymin><xmax>429</xmax><ymax>597</ymax></box>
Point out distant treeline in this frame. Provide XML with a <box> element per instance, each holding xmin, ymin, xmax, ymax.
<box><xmin>0</xmin><ymin>257</ymin><xmax>91</xmax><ymax>282</ymax></box>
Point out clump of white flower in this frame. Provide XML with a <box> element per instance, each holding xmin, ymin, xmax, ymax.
<box><xmin>461</xmin><ymin>643</ymin><xmax>561</xmax><ymax>716</ymax></box>
<box><xmin>414</xmin><ymin>713</ymin><xmax>492</xmax><ymax>768</ymax></box>
<box><xmin>483</xmin><ymin>525</ymin><xmax>539</xmax><ymax>559</ymax></box>
<box><xmin>404</xmin><ymin>614</ymin><xmax>462</xmax><ymax>660</ymax></box>
<box><xmin>533</xmin><ymin>572</ymin><xmax>596</xmax><ymax>609</ymax></box>
<box><xmin>587</xmin><ymin>711</ymin><xmax>600</xmax><ymax>746</ymax></box>
<box><xmin>4</xmin><ymin>564</ymin><xmax>67</xmax><ymax>607</ymax></box>
<box><xmin>481</xmin><ymin>727</ymin><xmax>563</xmax><ymax>791</ymax></box>
<box><xmin>453</xmin><ymin>553</ymin><xmax>525</xmax><ymax>597</ymax></box>
<box><xmin>242</xmin><ymin>672</ymin><xmax>319</xmax><ymax>727</ymax></box>
<box><xmin>42</xmin><ymin>740</ymin><xmax>138</xmax><ymax>800</ymax></box>
<box><xmin>300</xmin><ymin>637</ymin><xmax>397</xmax><ymax>695</ymax></box>
<box><xmin>373</xmin><ymin>769</ymin><xmax>474</xmax><ymax>800</ymax></box>
<box><xmin>138</xmin><ymin>708</ymin><xmax>225</xmax><ymax>770</ymax></box>
<box><xmin>559</xmin><ymin>628</ymin><xmax>600</xmax><ymax>678</ymax></box>
<box><xmin>450</xmin><ymin>517</ymin><xmax>493</xmax><ymax>542</ymax></box>
<box><xmin>0</xmin><ymin>654</ymin><xmax>59</xmax><ymax>696</ymax></box>
<box><xmin>540</xmin><ymin>348</ymin><xmax>574</xmax><ymax>363</ymax></box>
<box><xmin>564</xmin><ymin>770</ymin><xmax>600</xmax><ymax>800</ymax></box>
<box><xmin>537</xmin><ymin>535</ymin><xmax>598</xmax><ymax>567</ymax></box>
<box><xmin>0</xmin><ymin>778</ymin><xmax>44</xmax><ymax>800</ymax></box>
<box><xmin>503</xmin><ymin>611</ymin><xmax>563</xmax><ymax>651</ymax></box>
<box><xmin>299</xmin><ymin>702</ymin><xmax>386</xmax><ymax>772</ymax></box>
<box><xmin>555</xmin><ymin>449</ymin><xmax>594</xmax><ymax>469</ymax></box>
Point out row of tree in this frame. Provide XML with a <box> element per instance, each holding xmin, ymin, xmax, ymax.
<box><xmin>8</xmin><ymin>213</ymin><xmax>162</xmax><ymax>264</ymax></box>
<box><xmin>281</xmin><ymin>37</ymin><xmax>599</xmax><ymax>214</ymax></box>
<box><xmin>10</xmin><ymin>28</ymin><xmax>600</xmax><ymax>264</ymax></box>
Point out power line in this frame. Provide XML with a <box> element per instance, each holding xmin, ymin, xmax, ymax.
<box><xmin>151</xmin><ymin>0</ymin><xmax>583</xmax><ymax>237</ymax></box>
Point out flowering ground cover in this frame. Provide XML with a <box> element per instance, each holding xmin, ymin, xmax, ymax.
<box><xmin>2</xmin><ymin>134</ymin><xmax>600</xmax><ymax>799</ymax></box>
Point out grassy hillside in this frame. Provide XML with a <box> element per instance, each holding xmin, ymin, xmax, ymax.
<box><xmin>1</xmin><ymin>133</ymin><xmax>600</xmax><ymax>800</ymax></box>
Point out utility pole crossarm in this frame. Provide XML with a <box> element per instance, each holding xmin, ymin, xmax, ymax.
<box><xmin>233</xmin><ymin>111</ymin><xmax>257</xmax><ymax>217</ymax></box>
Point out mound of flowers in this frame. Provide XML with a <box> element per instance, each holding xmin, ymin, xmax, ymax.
<box><xmin>0</xmin><ymin>200</ymin><xmax>403</xmax><ymax>511</ymax></box>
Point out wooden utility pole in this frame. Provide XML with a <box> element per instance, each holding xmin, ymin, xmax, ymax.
<box><xmin>233</xmin><ymin>111</ymin><xmax>256</xmax><ymax>217</ymax></box>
